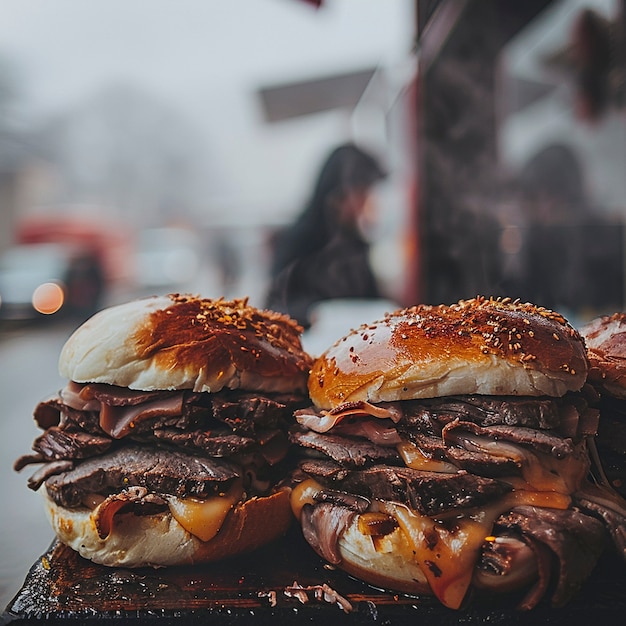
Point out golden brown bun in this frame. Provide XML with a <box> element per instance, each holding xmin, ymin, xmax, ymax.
<box><xmin>42</xmin><ymin>488</ymin><xmax>292</xmax><ymax>567</ymax></box>
<box><xmin>309</xmin><ymin>297</ymin><xmax>588</xmax><ymax>409</ymax></box>
<box><xmin>580</xmin><ymin>312</ymin><xmax>626</xmax><ymax>399</ymax></box>
<box><xmin>59</xmin><ymin>294</ymin><xmax>312</xmax><ymax>394</ymax></box>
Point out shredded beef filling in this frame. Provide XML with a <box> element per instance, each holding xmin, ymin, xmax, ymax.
<box><xmin>45</xmin><ymin>444</ymin><xmax>241</xmax><ymax>507</ymax></box>
<box><xmin>15</xmin><ymin>383</ymin><xmax>308</xmax><ymax>506</ymax></box>
<box><xmin>491</xmin><ymin>506</ymin><xmax>607</xmax><ymax>609</ymax></box>
<box><xmin>291</xmin><ymin>392</ymin><xmax>626</xmax><ymax>609</ymax></box>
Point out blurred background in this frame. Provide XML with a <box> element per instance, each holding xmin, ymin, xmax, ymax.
<box><xmin>1</xmin><ymin>0</ymin><xmax>625</xmax><ymax>611</ymax></box>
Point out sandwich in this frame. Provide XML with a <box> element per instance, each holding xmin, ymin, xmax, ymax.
<box><xmin>14</xmin><ymin>294</ymin><xmax>313</xmax><ymax>567</ymax></box>
<box><xmin>580</xmin><ymin>312</ymin><xmax>626</xmax><ymax>498</ymax></box>
<box><xmin>289</xmin><ymin>297</ymin><xmax>626</xmax><ymax>610</ymax></box>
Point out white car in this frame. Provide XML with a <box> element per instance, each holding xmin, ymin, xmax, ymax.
<box><xmin>0</xmin><ymin>243</ymin><xmax>105</xmax><ymax>321</ymax></box>
<box><xmin>134</xmin><ymin>227</ymin><xmax>201</xmax><ymax>291</ymax></box>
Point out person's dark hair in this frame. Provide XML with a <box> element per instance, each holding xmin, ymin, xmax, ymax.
<box><xmin>270</xmin><ymin>143</ymin><xmax>386</xmax><ymax>276</ymax></box>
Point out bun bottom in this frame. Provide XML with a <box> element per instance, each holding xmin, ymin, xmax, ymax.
<box><xmin>42</xmin><ymin>489</ymin><xmax>292</xmax><ymax>567</ymax></box>
<box><xmin>314</xmin><ymin>511</ymin><xmax>538</xmax><ymax>600</ymax></box>
<box><xmin>335</xmin><ymin>517</ymin><xmax>431</xmax><ymax>596</ymax></box>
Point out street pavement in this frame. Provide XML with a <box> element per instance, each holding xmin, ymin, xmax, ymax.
<box><xmin>0</xmin><ymin>319</ymin><xmax>73</xmax><ymax>611</ymax></box>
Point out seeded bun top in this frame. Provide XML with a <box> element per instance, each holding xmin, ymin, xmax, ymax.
<box><xmin>580</xmin><ymin>312</ymin><xmax>626</xmax><ymax>399</ymax></box>
<box><xmin>59</xmin><ymin>294</ymin><xmax>313</xmax><ymax>394</ymax></box>
<box><xmin>308</xmin><ymin>297</ymin><xmax>588</xmax><ymax>410</ymax></box>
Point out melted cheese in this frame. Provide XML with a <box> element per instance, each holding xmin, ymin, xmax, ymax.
<box><xmin>382</xmin><ymin>489</ymin><xmax>570</xmax><ymax>609</ymax></box>
<box><xmin>167</xmin><ymin>481</ymin><xmax>243</xmax><ymax>542</ymax></box>
<box><xmin>399</xmin><ymin>437</ymin><xmax>589</xmax><ymax>495</ymax></box>
<box><xmin>397</xmin><ymin>441</ymin><xmax>460</xmax><ymax>473</ymax></box>
<box><xmin>383</xmin><ymin>501</ymin><xmax>495</xmax><ymax>609</ymax></box>
<box><xmin>290</xmin><ymin>477</ymin><xmax>323</xmax><ymax>520</ymax></box>
<box><xmin>519</xmin><ymin>446</ymin><xmax>589</xmax><ymax>494</ymax></box>
<box><xmin>504</xmin><ymin>487</ymin><xmax>570</xmax><ymax>509</ymax></box>
<box><xmin>289</xmin><ymin>474</ymin><xmax>572</xmax><ymax>609</ymax></box>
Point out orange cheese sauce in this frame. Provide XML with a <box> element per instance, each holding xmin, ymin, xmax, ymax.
<box><xmin>167</xmin><ymin>481</ymin><xmax>243</xmax><ymax>542</ymax></box>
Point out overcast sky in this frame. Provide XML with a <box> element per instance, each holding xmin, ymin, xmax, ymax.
<box><xmin>0</xmin><ymin>0</ymin><xmax>413</xmax><ymax>116</ymax></box>
<box><xmin>0</xmin><ymin>0</ymin><xmax>415</xmax><ymax>221</ymax></box>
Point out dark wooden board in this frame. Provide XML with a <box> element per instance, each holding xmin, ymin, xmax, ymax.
<box><xmin>2</xmin><ymin>526</ymin><xmax>626</xmax><ymax>625</ymax></box>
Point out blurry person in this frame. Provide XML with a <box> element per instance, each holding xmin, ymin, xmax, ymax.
<box><xmin>213</xmin><ymin>234</ymin><xmax>240</xmax><ymax>297</ymax></box>
<box><xmin>265</xmin><ymin>143</ymin><xmax>387</xmax><ymax>328</ymax></box>
<box><xmin>65</xmin><ymin>249</ymin><xmax>106</xmax><ymax>319</ymax></box>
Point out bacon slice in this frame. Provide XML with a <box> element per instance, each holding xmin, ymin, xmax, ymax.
<box><xmin>58</xmin><ymin>382</ymin><xmax>186</xmax><ymax>439</ymax></box>
<box><xmin>295</xmin><ymin>400</ymin><xmax>402</xmax><ymax>433</ymax></box>
<box><xmin>99</xmin><ymin>393</ymin><xmax>185</xmax><ymax>438</ymax></box>
<box><xmin>93</xmin><ymin>486</ymin><xmax>152</xmax><ymax>538</ymax></box>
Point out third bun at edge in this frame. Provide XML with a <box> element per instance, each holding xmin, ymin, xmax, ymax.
<box><xmin>308</xmin><ymin>296</ymin><xmax>588</xmax><ymax>410</ymax></box>
<box><xmin>580</xmin><ymin>312</ymin><xmax>626</xmax><ymax>399</ymax></box>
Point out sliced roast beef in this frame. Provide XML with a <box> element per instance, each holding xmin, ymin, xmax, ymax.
<box><xmin>33</xmin><ymin>395</ymin><xmax>65</xmax><ymax>429</ymax></box>
<box><xmin>212</xmin><ymin>392</ymin><xmax>303</xmax><ymax>430</ymax></box>
<box><xmin>27</xmin><ymin>386</ymin><xmax>305</xmax><ymax>467</ymax></box>
<box><xmin>301</xmin><ymin>463</ymin><xmax>511</xmax><ymax>516</ymax></box>
<box><xmin>13</xmin><ymin>426</ymin><xmax>112</xmax><ymax>474</ymax></box>
<box><xmin>332</xmin><ymin>418</ymin><xmax>403</xmax><ymax>446</ymax></box>
<box><xmin>25</xmin><ymin>460</ymin><xmax>75</xmax><ymax>491</ymax></box>
<box><xmin>151</xmin><ymin>428</ymin><xmax>257</xmax><ymax>456</ymax></box>
<box><xmin>35</xmin><ymin>384</ymin><xmax>303</xmax><ymax>440</ymax></box>
<box><xmin>307</xmin><ymin>395</ymin><xmax>567</xmax><ymax>435</ymax></box>
<box><xmin>443</xmin><ymin>445</ymin><xmax>520</xmax><ymax>476</ymax></box>
<box><xmin>44</xmin><ymin>444</ymin><xmax>241</xmax><ymax>508</ymax></box>
<box><xmin>389</xmin><ymin>405</ymin><xmax>443</xmax><ymax>437</ymax></box>
<box><xmin>402</xmin><ymin>431</ymin><xmax>521</xmax><ymax>477</ymax></box>
<box><xmin>33</xmin><ymin>395</ymin><xmax>107</xmax><ymax>436</ymax></box>
<box><xmin>442</xmin><ymin>421</ymin><xmax>575</xmax><ymax>459</ymax></box>
<box><xmin>483</xmin><ymin>425</ymin><xmax>574</xmax><ymax>457</ymax></box>
<box><xmin>13</xmin><ymin>453</ymin><xmax>46</xmax><ymax>473</ymax></box>
<box><xmin>399</xmin><ymin>396</ymin><xmax>562</xmax><ymax>430</ymax></box>
<box><xmin>301</xmin><ymin>503</ymin><xmax>355</xmax><ymax>565</ymax></box>
<box><xmin>493</xmin><ymin>506</ymin><xmax>606</xmax><ymax>609</ymax></box>
<box><xmin>99</xmin><ymin>393</ymin><xmax>186</xmax><ymax>438</ymax></box>
<box><xmin>574</xmin><ymin>482</ymin><xmax>626</xmax><ymax>558</ymax></box>
<box><xmin>31</xmin><ymin>427</ymin><xmax>112</xmax><ymax>461</ymax></box>
<box><xmin>313</xmin><ymin>488</ymin><xmax>371</xmax><ymax>512</ymax></box>
<box><xmin>295</xmin><ymin>401</ymin><xmax>403</xmax><ymax>433</ymax></box>
<box><xmin>62</xmin><ymin>382</ymin><xmax>167</xmax><ymax>407</ymax></box>
<box><xmin>59</xmin><ymin>406</ymin><xmax>105</xmax><ymax>435</ymax></box>
<box><xmin>299</xmin><ymin>458</ymin><xmax>350</xmax><ymax>482</ymax></box>
<box><xmin>290</xmin><ymin>430</ymin><xmax>401</xmax><ymax>467</ymax></box>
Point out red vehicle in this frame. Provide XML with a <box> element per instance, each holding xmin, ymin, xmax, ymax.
<box><xmin>17</xmin><ymin>214</ymin><xmax>134</xmax><ymax>287</ymax></box>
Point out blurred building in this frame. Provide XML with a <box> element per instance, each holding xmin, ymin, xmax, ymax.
<box><xmin>2</xmin><ymin>0</ymin><xmax>625</xmax><ymax>321</ymax></box>
<box><xmin>0</xmin><ymin>130</ymin><xmax>57</xmax><ymax>253</ymax></box>
<box><xmin>410</xmin><ymin>0</ymin><xmax>626</xmax><ymax>319</ymax></box>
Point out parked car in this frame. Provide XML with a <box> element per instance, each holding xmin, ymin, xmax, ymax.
<box><xmin>0</xmin><ymin>243</ymin><xmax>105</xmax><ymax>321</ymax></box>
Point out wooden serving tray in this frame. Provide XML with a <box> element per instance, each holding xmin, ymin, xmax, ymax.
<box><xmin>2</xmin><ymin>526</ymin><xmax>625</xmax><ymax>625</ymax></box>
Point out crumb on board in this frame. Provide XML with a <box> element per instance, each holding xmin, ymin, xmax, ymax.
<box><xmin>257</xmin><ymin>580</ymin><xmax>353</xmax><ymax>613</ymax></box>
